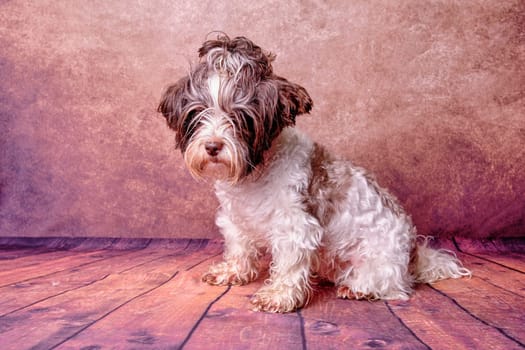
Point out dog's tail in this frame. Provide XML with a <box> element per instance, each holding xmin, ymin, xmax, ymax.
<box><xmin>412</xmin><ymin>237</ymin><xmax>471</xmax><ymax>283</ymax></box>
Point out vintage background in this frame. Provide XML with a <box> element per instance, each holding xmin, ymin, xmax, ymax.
<box><xmin>1</xmin><ymin>0</ymin><xmax>523</xmax><ymax>240</ymax></box>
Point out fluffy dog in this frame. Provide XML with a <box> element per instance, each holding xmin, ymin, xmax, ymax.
<box><xmin>158</xmin><ymin>34</ymin><xmax>471</xmax><ymax>313</ymax></box>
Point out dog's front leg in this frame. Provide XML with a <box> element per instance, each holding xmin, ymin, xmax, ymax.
<box><xmin>251</xmin><ymin>214</ymin><xmax>322</xmax><ymax>313</ymax></box>
<box><xmin>202</xmin><ymin>212</ymin><xmax>261</xmax><ymax>286</ymax></box>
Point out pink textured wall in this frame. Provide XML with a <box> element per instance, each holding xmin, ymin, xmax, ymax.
<box><xmin>1</xmin><ymin>1</ymin><xmax>523</xmax><ymax>239</ymax></box>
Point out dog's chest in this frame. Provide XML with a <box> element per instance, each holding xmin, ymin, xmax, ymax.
<box><xmin>214</xmin><ymin>128</ymin><xmax>314</xmax><ymax>234</ymax></box>
<box><xmin>215</xmin><ymin>175</ymin><xmax>298</xmax><ymax>232</ymax></box>
<box><xmin>215</xmin><ymin>174</ymin><xmax>310</xmax><ymax>236</ymax></box>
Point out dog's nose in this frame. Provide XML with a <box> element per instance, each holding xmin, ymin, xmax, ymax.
<box><xmin>204</xmin><ymin>141</ymin><xmax>224</xmax><ymax>156</ymax></box>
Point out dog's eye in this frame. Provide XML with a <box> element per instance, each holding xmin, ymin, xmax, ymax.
<box><xmin>243</xmin><ymin>112</ymin><xmax>256</xmax><ymax>133</ymax></box>
<box><xmin>230</xmin><ymin>110</ymin><xmax>253</xmax><ymax>132</ymax></box>
<box><xmin>187</xmin><ymin>109</ymin><xmax>201</xmax><ymax>119</ymax></box>
<box><xmin>182</xmin><ymin>107</ymin><xmax>205</xmax><ymax>131</ymax></box>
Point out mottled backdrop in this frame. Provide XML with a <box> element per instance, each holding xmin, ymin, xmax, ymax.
<box><xmin>1</xmin><ymin>0</ymin><xmax>523</xmax><ymax>239</ymax></box>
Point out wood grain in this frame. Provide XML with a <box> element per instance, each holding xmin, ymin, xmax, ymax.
<box><xmin>53</xmin><ymin>243</ymin><xmax>224</xmax><ymax>349</ymax></box>
<box><xmin>301</xmin><ymin>286</ymin><xmax>429</xmax><ymax>350</ymax></box>
<box><xmin>458</xmin><ymin>253</ymin><xmax>525</xmax><ymax>297</ymax></box>
<box><xmin>388</xmin><ymin>283</ymin><xmax>522</xmax><ymax>350</ymax></box>
<box><xmin>466</xmin><ymin>252</ymin><xmax>525</xmax><ymax>273</ymax></box>
<box><xmin>0</xmin><ymin>238</ymin><xmax>523</xmax><ymax>350</ymax></box>
<box><xmin>0</xmin><ymin>250</ymin><xmax>126</xmax><ymax>287</ymax></box>
<box><xmin>184</xmin><ymin>272</ymin><xmax>305</xmax><ymax>350</ymax></box>
<box><xmin>430</xmin><ymin>275</ymin><xmax>525</xmax><ymax>347</ymax></box>
<box><xmin>0</xmin><ymin>246</ymin><xmax>191</xmax><ymax>316</ymax></box>
<box><xmin>0</xmin><ymin>247</ymin><xmax>54</xmax><ymax>260</ymax></box>
<box><xmin>0</xmin><ymin>240</ymin><xmax>215</xmax><ymax>349</ymax></box>
<box><xmin>0</xmin><ymin>250</ymin><xmax>95</xmax><ymax>272</ymax></box>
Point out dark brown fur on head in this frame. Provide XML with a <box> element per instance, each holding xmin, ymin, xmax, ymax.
<box><xmin>158</xmin><ymin>34</ymin><xmax>313</xmax><ymax>178</ymax></box>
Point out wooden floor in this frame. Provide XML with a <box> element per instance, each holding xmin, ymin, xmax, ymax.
<box><xmin>0</xmin><ymin>237</ymin><xmax>523</xmax><ymax>350</ymax></box>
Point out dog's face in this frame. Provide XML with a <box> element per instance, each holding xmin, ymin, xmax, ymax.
<box><xmin>158</xmin><ymin>35</ymin><xmax>313</xmax><ymax>183</ymax></box>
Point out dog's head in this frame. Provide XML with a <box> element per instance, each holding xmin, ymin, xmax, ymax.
<box><xmin>158</xmin><ymin>34</ymin><xmax>313</xmax><ymax>183</ymax></box>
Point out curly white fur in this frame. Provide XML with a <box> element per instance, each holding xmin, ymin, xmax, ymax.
<box><xmin>206</xmin><ymin>128</ymin><xmax>470</xmax><ymax>312</ymax></box>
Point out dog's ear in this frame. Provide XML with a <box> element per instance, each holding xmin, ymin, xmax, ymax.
<box><xmin>274</xmin><ymin>77</ymin><xmax>313</xmax><ymax>125</ymax></box>
<box><xmin>253</xmin><ymin>76</ymin><xmax>312</xmax><ymax>152</ymax></box>
<box><xmin>157</xmin><ymin>77</ymin><xmax>188</xmax><ymax>132</ymax></box>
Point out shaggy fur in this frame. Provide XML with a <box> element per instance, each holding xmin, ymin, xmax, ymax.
<box><xmin>158</xmin><ymin>34</ymin><xmax>471</xmax><ymax>313</ymax></box>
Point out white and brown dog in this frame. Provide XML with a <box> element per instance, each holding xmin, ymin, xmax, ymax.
<box><xmin>158</xmin><ymin>35</ymin><xmax>470</xmax><ymax>313</ymax></box>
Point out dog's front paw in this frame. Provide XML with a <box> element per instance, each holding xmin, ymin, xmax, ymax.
<box><xmin>336</xmin><ymin>285</ymin><xmax>377</xmax><ymax>301</ymax></box>
<box><xmin>202</xmin><ymin>261</ymin><xmax>255</xmax><ymax>286</ymax></box>
<box><xmin>250</xmin><ymin>284</ymin><xmax>307</xmax><ymax>313</ymax></box>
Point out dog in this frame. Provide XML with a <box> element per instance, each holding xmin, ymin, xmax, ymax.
<box><xmin>158</xmin><ymin>34</ymin><xmax>471</xmax><ymax>313</ymax></box>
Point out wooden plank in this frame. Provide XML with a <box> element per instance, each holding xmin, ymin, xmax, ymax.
<box><xmin>454</xmin><ymin>237</ymin><xmax>525</xmax><ymax>255</ymax></box>
<box><xmin>466</xmin><ymin>252</ymin><xmax>525</xmax><ymax>273</ymax></box>
<box><xmin>389</xmin><ymin>283</ymin><xmax>522</xmax><ymax>350</ymax></box>
<box><xmin>430</xmin><ymin>274</ymin><xmax>525</xmax><ymax>347</ymax></box>
<box><xmin>0</xmin><ymin>239</ymin><xmax>192</xmax><ymax>273</ymax></box>
<box><xmin>0</xmin><ymin>237</ymin><xmax>83</xmax><ymax>250</ymax></box>
<box><xmin>300</xmin><ymin>285</ymin><xmax>429</xmax><ymax>350</ymax></box>
<box><xmin>0</xmin><ymin>247</ymin><xmax>54</xmax><ymax>260</ymax></box>
<box><xmin>51</xmin><ymin>245</ymin><xmax>228</xmax><ymax>349</ymax></box>
<box><xmin>0</xmin><ymin>244</ymin><xmax>190</xmax><ymax>316</ymax></box>
<box><xmin>183</xmin><ymin>272</ymin><xmax>305</xmax><ymax>349</ymax></box>
<box><xmin>0</xmin><ymin>250</ymin><xmax>87</xmax><ymax>272</ymax></box>
<box><xmin>0</xmin><ymin>249</ymin><xmax>128</xmax><ymax>287</ymax></box>
<box><xmin>0</xmin><ymin>237</ymin><xmax>150</xmax><ymax>266</ymax></box>
<box><xmin>458</xmin><ymin>253</ymin><xmax>525</xmax><ymax>297</ymax></box>
<box><xmin>0</xmin><ymin>240</ymin><xmax>218</xmax><ymax>350</ymax></box>
<box><xmin>0</xmin><ymin>238</ymin><xmax>521</xmax><ymax>350</ymax></box>
<box><xmin>438</xmin><ymin>237</ymin><xmax>525</xmax><ymax>276</ymax></box>
<box><xmin>0</xmin><ymin>237</ymin><xmax>154</xmax><ymax>251</ymax></box>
